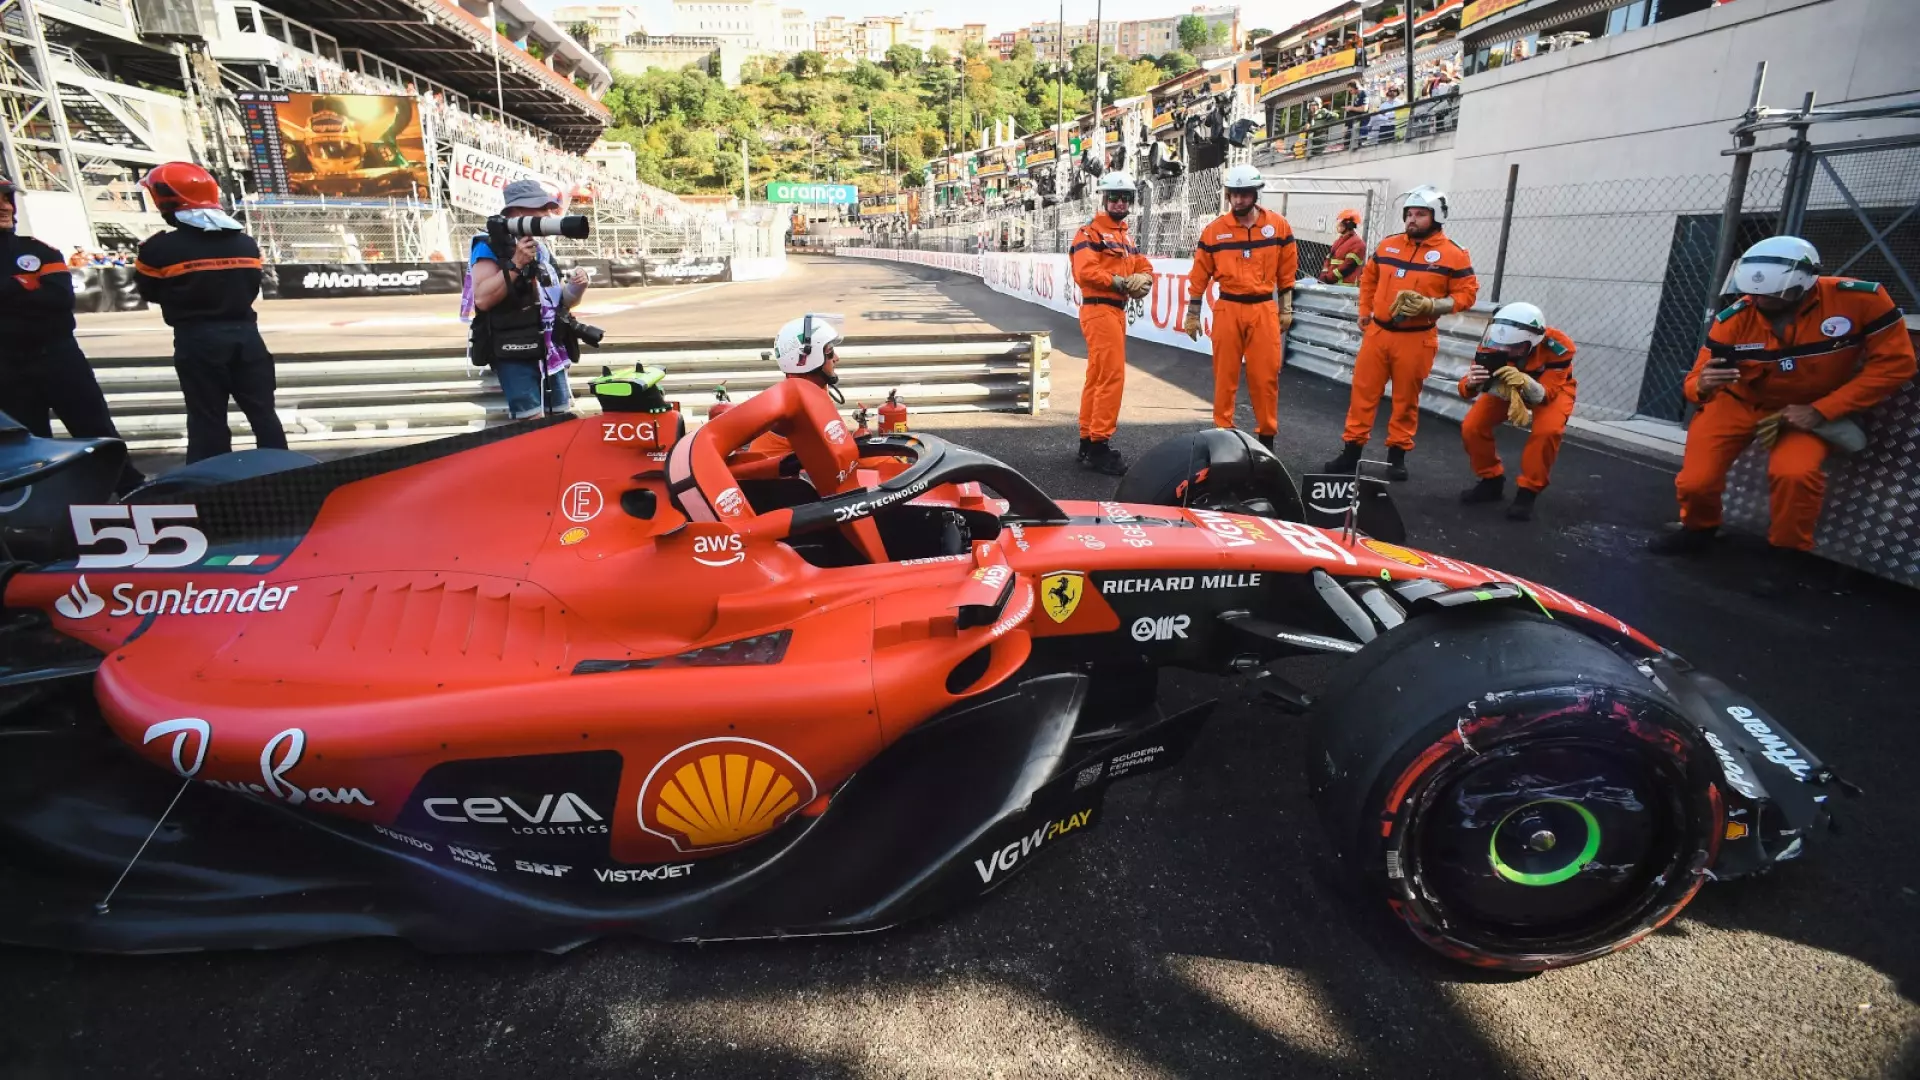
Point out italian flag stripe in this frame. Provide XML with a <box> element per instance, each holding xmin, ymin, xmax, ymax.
<box><xmin>205</xmin><ymin>554</ymin><xmax>274</xmax><ymax>567</ymax></box>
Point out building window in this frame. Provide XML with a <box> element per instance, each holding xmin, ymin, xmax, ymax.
<box><xmin>261</xmin><ymin>12</ymin><xmax>284</xmax><ymax>41</ymax></box>
<box><xmin>290</xmin><ymin>24</ymin><xmax>312</xmax><ymax>53</ymax></box>
<box><xmin>235</xmin><ymin>6</ymin><xmax>257</xmax><ymax>33</ymax></box>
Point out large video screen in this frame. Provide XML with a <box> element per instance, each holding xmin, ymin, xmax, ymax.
<box><xmin>238</xmin><ymin>92</ymin><xmax>429</xmax><ymax>199</ymax></box>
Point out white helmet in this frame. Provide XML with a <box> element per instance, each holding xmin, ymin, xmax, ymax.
<box><xmin>1728</xmin><ymin>236</ymin><xmax>1820</xmax><ymax>301</ymax></box>
<box><xmin>773</xmin><ymin>312</ymin><xmax>844</xmax><ymax>375</ymax></box>
<box><xmin>1222</xmin><ymin>163</ymin><xmax>1265</xmax><ymax>193</ymax></box>
<box><xmin>1399</xmin><ymin>184</ymin><xmax>1449</xmax><ymax>224</ymax></box>
<box><xmin>1482</xmin><ymin>302</ymin><xmax>1547</xmax><ymax>355</ymax></box>
<box><xmin>1097</xmin><ymin>171</ymin><xmax>1138</xmax><ymax>198</ymax></box>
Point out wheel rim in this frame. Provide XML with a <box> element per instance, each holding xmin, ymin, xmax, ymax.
<box><xmin>1407</xmin><ymin>736</ymin><xmax>1690</xmax><ymax>943</ymax></box>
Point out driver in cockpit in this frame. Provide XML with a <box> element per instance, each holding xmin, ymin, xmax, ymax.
<box><xmin>751</xmin><ymin>313</ymin><xmax>847</xmax><ymax>458</ymax></box>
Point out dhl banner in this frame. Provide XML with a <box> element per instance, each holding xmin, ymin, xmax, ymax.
<box><xmin>1462</xmin><ymin>0</ymin><xmax>1530</xmax><ymax>29</ymax></box>
<box><xmin>1261</xmin><ymin>49</ymin><xmax>1357</xmax><ymax>98</ymax></box>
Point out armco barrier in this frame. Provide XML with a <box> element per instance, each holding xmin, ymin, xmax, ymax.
<box><xmin>67</xmin><ymin>333</ymin><xmax>1050</xmax><ymax>453</ymax></box>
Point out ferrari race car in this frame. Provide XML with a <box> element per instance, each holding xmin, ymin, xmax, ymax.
<box><xmin>0</xmin><ymin>379</ymin><xmax>1840</xmax><ymax>971</ymax></box>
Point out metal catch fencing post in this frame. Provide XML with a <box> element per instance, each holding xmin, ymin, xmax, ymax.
<box><xmin>1489</xmin><ymin>162</ymin><xmax>1518</xmax><ymax>303</ymax></box>
<box><xmin>1709</xmin><ymin>62</ymin><xmax>1769</xmax><ymax>322</ymax></box>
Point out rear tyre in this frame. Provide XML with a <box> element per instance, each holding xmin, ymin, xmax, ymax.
<box><xmin>1306</xmin><ymin>607</ymin><xmax>1723</xmax><ymax>972</ymax></box>
<box><xmin>1113</xmin><ymin>428</ymin><xmax>1307</xmax><ymax>522</ymax></box>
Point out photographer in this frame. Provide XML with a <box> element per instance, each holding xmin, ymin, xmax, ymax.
<box><xmin>468</xmin><ymin>179</ymin><xmax>589</xmax><ymax>420</ymax></box>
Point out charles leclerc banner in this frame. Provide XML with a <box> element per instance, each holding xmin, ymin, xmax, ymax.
<box><xmin>448</xmin><ymin>143</ymin><xmax>558</xmax><ymax>217</ymax></box>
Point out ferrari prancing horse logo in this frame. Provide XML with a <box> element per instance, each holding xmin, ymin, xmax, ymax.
<box><xmin>1041</xmin><ymin>571</ymin><xmax>1085</xmax><ymax>623</ymax></box>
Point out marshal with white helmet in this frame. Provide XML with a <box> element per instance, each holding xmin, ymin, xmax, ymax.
<box><xmin>1457</xmin><ymin>302</ymin><xmax>1580</xmax><ymax>522</ymax></box>
<box><xmin>1723</xmin><ymin>235</ymin><xmax>1820</xmax><ymax>302</ymax></box>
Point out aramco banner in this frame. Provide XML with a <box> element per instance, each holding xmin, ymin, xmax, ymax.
<box><xmin>765</xmin><ymin>182</ymin><xmax>859</xmax><ymax>205</ymax></box>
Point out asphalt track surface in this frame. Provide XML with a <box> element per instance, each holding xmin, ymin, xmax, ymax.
<box><xmin>5</xmin><ymin>257</ymin><xmax>1917</xmax><ymax>1079</ymax></box>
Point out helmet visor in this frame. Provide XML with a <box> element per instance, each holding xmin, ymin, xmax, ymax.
<box><xmin>1729</xmin><ymin>254</ymin><xmax>1816</xmax><ymax>297</ymax></box>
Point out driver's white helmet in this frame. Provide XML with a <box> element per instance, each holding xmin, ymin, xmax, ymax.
<box><xmin>1728</xmin><ymin>236</ymin><xmax>1820</xmax><ymax>302</ymax></box>
<box><xmin>1399</xmin><ymin>184</ymin><xmax>1449</xmax><ymax>224</ymax></box>
<box><xmin>1222</xmin><ymin>163</ymin><xmax>1265</xmax><ymax>193</ymax></box>
<box><xmin>1482</xmin><ymin>302</ymin><xmax>1547</xmax><ymax>353</ymax></box>
<box><xmin>773</xmin><ymin>312</ymin><xmax>844</xmax><ymax>375</ymax></box>
<box><xmin>1097</xmin><ymin>171</ymin><xmax>1138</xmax><ymax>198</ymax></box>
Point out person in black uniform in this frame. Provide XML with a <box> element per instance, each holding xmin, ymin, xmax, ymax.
<box><xmin>135</xmin><ymin>161</ymin><xmax>287</xmax><ymax>463</ymax></box>
<box><xmin>0</xmin><ymin>176</ymin><xmax>144</xmax><ymax>493</ymax></box>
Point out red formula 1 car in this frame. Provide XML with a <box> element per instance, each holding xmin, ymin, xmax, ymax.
<box><xmin>0</xmin><ymin>380</ymin><xmax>1838</xmax><ymax>971</ymax></box>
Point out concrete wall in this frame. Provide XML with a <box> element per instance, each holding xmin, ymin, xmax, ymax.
<box><xmin>1451</xmin><ymin>0</ymin><xmax>1920</xmax><ymax>189</ymax></box>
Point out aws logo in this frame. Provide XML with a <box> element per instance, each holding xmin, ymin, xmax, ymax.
<box><xmin>692</xmin><ymin>533</ymin><xmax>744</xmax><ymax>567</ymax></box>
<box><xmin>638</xmin><ymin>737</ymin><xmax>817</xmax><ymax>851</ymax></box>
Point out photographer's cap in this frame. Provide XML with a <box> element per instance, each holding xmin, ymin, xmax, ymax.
<box><xmin>502</xmin><ymin>178</ymin><xmax>560</xmax><ymax>212</ymax></box>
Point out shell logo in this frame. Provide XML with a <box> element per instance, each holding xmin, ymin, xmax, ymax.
<box><xmin>559</xmin><ymin>526</ymin><xmax>589</xmax><ymax>546</ymax></box>
<box><xmin>1362</xmin><ymin>538</ymin><xmax>1429</xmax><ymax>568</ymax></box>
<box><xmin>638</xmin><ymin>737</ymin><xmax>818</xmax><ymax>852</ymax></box>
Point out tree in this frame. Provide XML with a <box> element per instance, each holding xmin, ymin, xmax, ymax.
<box><xmin>1012</xmin><ymin>40</ymin><xmax>1034</xmax><ymax>63</ymax></box>
<box><xmin>1176</xmin><ymin>14</ymin><xmax>1207</xmax><ymax>53</ymax></box>
<box><xmin>567</xmin><ymin>20</ymin><xmax>594</xmax><ymax>47</ymax></box>
<box><xmin>1245</xmin><ymin>28</ymin><xmax>1272</xmax><ymax>47</ymax></box>
<box><xmin>1156</xmin><ymin>50</ymin><xmax>1197</xmax><ymax>76</ymax></box>
<box><xmin>1207</xmin><ymin>23</ymin><xmax>1230</xmax><ymax>49</ymax></box>
<box><xmin>884</xmin><ymin>43</ymin><xmax>923</xmax><ymax>75</ymax></box>
<box><xmin>1115</xmin><ymin>60</ymin><xmax>1160</xmax><ymax>99</ymax></box>
<box><xmin>927</xmin><ymin>44</ymin><xmax>949</xmax><ymax>68</ymax></box>
<box><xmin>850</xmin><ymin>60</ymin><xmax>890</xmax><ymax>90</ymax></box>
<box><xmin>962</xmin><ymin>40</ymin><xmax>985</xmax><ymax>62</ymax></box>
<box><xmin>789</xmin><ymin>50</ymin><xmax>826</xmax><ymax>78</ymax></box>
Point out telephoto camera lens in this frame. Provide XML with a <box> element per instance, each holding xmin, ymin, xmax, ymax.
<box><xmin>502</xmin><ymin>215</ymin><xmax>591</xmax><ymax>240</ymax></box>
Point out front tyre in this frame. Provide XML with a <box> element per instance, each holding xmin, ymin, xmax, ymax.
<box><xmin>1306</xmin><ymin>608</ymin><xmax>1723</xmax><ymax>972</ymax></box>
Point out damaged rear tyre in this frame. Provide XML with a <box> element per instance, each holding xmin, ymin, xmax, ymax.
<box><xmin>1306</xmin><ymin>608</ymin><xmax>1723</xmax><ymax>972</ymax></box>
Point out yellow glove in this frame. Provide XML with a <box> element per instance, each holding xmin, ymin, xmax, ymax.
<box><xmin>1754</xmin><ymin>412</ymin><xmax>1785</xmax><ymax>448</ymax></box>
<box><xmin>1506</xmin><ymin>393</ymin><xmax>1533</xmax><ymax>429</ymax></box>
<box><xmin>1389</xmin><ymin>290</ymin><xmax>1435</xmax><ymax>320</ymax></box>
<box><xmin>1125</xmin><ymin>273</ymin><xmax>1153</xmax><ymax>299</ymax></box>
<box><xmin>1183</xmin><ymin>310</ymin><xmax>1203</xmax><ymax>340</ymax></box>
<box><xmin>1496</xmin><ymin>366</ymin><xmax>1531</xmax><ymax>390</ymax></box>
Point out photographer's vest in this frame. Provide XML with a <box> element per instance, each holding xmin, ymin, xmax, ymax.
<box><xmin>468</xmin><ymin>233</ymin><xmax>548</xmax><ymax>367</ymax></box>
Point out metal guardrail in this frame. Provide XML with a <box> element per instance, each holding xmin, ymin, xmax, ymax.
<box><xmin>71</xmin><ymin>334</ymin><xmax>1052</xmax><ymax>454</ymax></box>
<box><xmin>1285</xmin><ymin>279</ymin><xmax>1494</xmax><ymax>424</ymax></box>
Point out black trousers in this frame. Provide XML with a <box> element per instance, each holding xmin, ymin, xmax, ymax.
<box><xmin>172</xmin><ymin>321</ymin><xmax>286</xmax><ymax>463</ymax></box>
<box><xmin>0</xmin><ymin>336</ymin><xmax>144</xmax><ymax>493</ymax></box>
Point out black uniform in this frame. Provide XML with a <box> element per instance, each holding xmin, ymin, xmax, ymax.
<box><xmin>135</xmin><ymin>224</ymin><xmax>286</xmax><ymax>462</ymax></box>
<box><xmin>1</xmin><ymin>230</ymin><xmax>144</xmax><ymax>492</ymax></box>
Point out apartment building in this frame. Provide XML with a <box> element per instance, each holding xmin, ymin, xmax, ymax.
<box><xmin>552</xmin><ymin>5</ymin><xmax>646</xmax><ymax>48</ymax></box>
<box><xmin>780</xmin><ymin>7</ymin><xmax>812</xmax><ymax>52</ymax></box>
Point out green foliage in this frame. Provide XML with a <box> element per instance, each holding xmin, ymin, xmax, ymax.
<box><xmin>595</xmin><ymin>37</ymin><xmax>1104</xmax><ymax>196</ymax></box>
<box><xmin>1176</xmin><ymin>14</ymin><xmax>1207</xmax><ymax>53</ymax></box>
<box><xmin>1156</xmin><ymin>51</ymin><xmax>1197</xmax><ymax>76</ymax></box>
<box><xmin>885</xmin><ymin>43</ymin><xmax>923</xmax><ymax>75</ymax></box>
<box><xmin>567</xmin><ymin>21</ymin><xmax>593</xmax><ymax>47</ymax></box>
<box><xmin>927</xmin><ymin>44</ymin><xmax>950</xmax><ymax>67</ymax></box>
<box><xmin>1246</xmin><ymin>28</ymin><xmax>1272</xmax><ymax>46</ymax></box>
<box><xmin>1208</xmin><ymin>23</ymin><xmax>1230</xmax><ymax>48</ymax></box>
<box><xmin>1012</xmin><ymin>40</ymin><xmax>1034</xmax><ymax>63</ymax></box>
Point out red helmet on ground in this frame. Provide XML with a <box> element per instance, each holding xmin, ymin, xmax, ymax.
<box><xmin>1336</xmin><ymin>208</ymin><xmax>1361</xmax><ymax>229</ymax></box>
<box><xmin>140</xmin><ymin>162</ymin><xmax>223</xmax><ymax>213</ymax></box>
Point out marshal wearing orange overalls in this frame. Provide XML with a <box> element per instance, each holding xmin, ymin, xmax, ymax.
<box><xmin>1457</xmin><ymin>302</ymin><xmax>1576</xmax><ymax>521</ymax></box>
<box><xmin>1070</xmin><ymin>171</ymin><xmax>1154</xmax><ymax>475</ymax></box>
<box><xmin>1323</xmin><ymin>185</ymin><xmax>1477</xmax><ymax>481</ymax></box>
<box><xmin>1184</xmin><ymin>164</ymin><xmax>1297</xmax><ymax>449</ymax></box>
<box><xmin>1652</xmin><ymin>236</ymin><xmax>1913</xmax><ymax>560</ymax></box>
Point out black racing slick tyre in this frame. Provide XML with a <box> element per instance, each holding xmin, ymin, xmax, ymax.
<box><xmin>1305</xmin><ymin>608</ymin><xmax>1724</xmax><ymax>973</ymax></box>
<box><xmin>1113</xmin><ymin>428</ymin><xmax>1308</xmax><ymax>523</ymax></box>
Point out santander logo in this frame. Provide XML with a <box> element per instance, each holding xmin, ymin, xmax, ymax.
<box><xmin>54</xmin><ymin>576</ymin><xmax>105</xmax><ymax>620</ymax></box>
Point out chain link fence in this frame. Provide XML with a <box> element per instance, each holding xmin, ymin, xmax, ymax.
<box><xmin>1785</xmin><ymin>139</ymin><xmax>1920</xmax><ymax>312</ymax></box>
<box><xmin>1441</xmin><ymin>169</ymin><xmax>1786</xmax><ymax>423</ymax></box>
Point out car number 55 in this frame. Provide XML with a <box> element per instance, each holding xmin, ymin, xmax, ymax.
<box><xmin>71</xmin><ymin>505</ymin><xmax>209</xmax><ymax>569</ymax></box>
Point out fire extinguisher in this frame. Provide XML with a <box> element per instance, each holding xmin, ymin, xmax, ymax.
<box><xmin>851</xmin><ymin>404</ymin><xmax>871</xmax><ymax>439</ymax></box>
<box><xmin>707</xmin><ymin>384</ymin><xmax>733</xmax><ymax>422</ymax></box>
<box><xmin>878</xmin><ymin>389</ymin><xmax>908</xmax><ymax>433</ymax></box>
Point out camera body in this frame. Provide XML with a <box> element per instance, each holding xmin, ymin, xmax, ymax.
<box><xmin>554</xmin><ymin>310</ymin><xmax>605</xmax><ymax>354</ymax></box>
